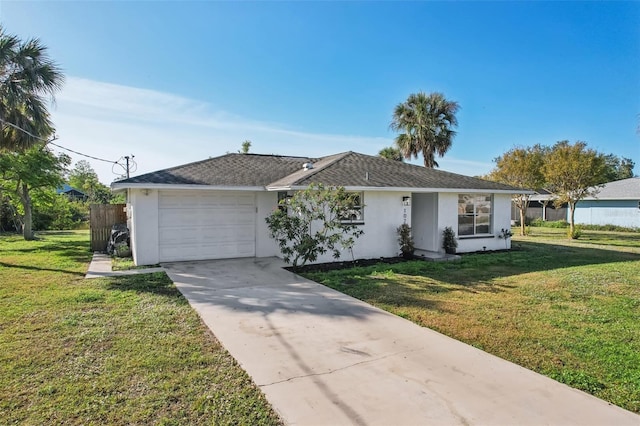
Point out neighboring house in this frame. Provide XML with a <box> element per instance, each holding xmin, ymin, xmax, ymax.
<box><xmin>510</xmin><ymin>189</ymin><xmax>567</xmax><ymax>224</ymax></box>
<box><xmin>111</xmin><ymin>151</ymin><xmax>528</xmax><ymax>266</ymax></box>
<box><xmin>574</xmin><ymin>177</ymin><xmax>640</xmax><ymax>228</ymax></box>
<box><xmin>57</xmin><ymin>184</ymin><xmax>88</xmax><ymax>202</ymax></box>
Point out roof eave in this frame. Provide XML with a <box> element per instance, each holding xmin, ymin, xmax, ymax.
<box><xmin>111</xmin><ymin>182</ymin><xmax>266</xmax><ymax>192</ymax></box>
<box><xmin>266</xmin><ymin>185</ymin><xmax>533</xmax><ymax>194</ymax></box>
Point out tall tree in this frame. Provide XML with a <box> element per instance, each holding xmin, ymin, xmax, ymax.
<box><xmin>378</xmin><ymin>146</ymin><xmax>404</xmax><ymax>162</ymax></box>
<box><xmin>0</xmin><ymin>26</ymin><xmax>64</xmax><ymax>150</ymax></box>
<box><xmin>486</xmin><ymin>145</ymin><xmax>547</xmax><ymax>236</ymax></box>
<box><xmin>542</xmin><ymin>141</ymin><xmax>607</xmax><ymax>238</ymax></box>
<box><xmin>390</xmin><ymin>91</ymin><xmax>459</xmax><ymax>168</ymax></box>
<box><xmin>601</xmin><ymin>154</ymin><xmax>635</xmax><ymax>183</ymax></box>
<box><xmin>0</xmin><ymin>145</ymin><xmax>70</xmax><ymax>239</ymax></box>
<box><xmin>68</xmin><ymin>160</ymin><xmax>112</xmax><ymax>203</ymax></box>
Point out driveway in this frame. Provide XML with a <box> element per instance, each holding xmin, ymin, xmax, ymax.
<box><xmin>163</xmin><ymin>257</ymin><xmax>639</xmax><ymax>426</ymax></box>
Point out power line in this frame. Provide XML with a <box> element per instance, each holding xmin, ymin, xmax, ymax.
<box><xmin>48</xmin><ymin>141</ymin><xmax>117</xmax><ymax>164</ymax></box>
<box><xmin>1</xmin><ymin>118</ymin><xmax>117</xmax><ymax>163</ymax></box>
<box><xmin>0</xmin><ymin>119</ymin><xmax>52</xmax><ymax>144</ymax></box>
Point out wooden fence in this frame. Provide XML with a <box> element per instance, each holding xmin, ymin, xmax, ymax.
<box><xmin>90</xmin><ymin>204</ymin><xmax>127</xmax><ymax>251</ymax></box>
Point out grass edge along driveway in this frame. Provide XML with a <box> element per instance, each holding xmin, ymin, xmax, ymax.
<box><xmin>302</xmin><ymin>229</ymin><xmax>640</xmax><ymax>414</ymax></box>
<box><xmin>0</xmin><ymin>231</ymin><xmax>281</xmax><ymax>425</ymax></box>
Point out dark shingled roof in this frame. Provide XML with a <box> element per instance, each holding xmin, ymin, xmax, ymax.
<box><xmin>269</xmin><ymin>152</ymin><xmax>519</xmax><ymax>191</ymax></box>
<box><xmin>114</xmin><ymin>151</ymin><xmax>524</xmax><ymax>192</ymax></box>
<box><xmin>115</xmin><ymin>153</ymin><xmax>317</xmax><ymax>186</ymax></box>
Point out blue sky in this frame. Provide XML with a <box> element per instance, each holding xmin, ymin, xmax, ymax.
<box><xmin>2</xmin><ymin>1</ymin><xmax>639</xmax><ymax>183</ymax></box>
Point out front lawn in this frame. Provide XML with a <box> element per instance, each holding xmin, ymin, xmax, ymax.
<box><xmin>0</xmin><ymin>231</ymin><xmax>280</xmax><ymax>425</ymax></box>
<box><xmin>302</xmin><ymin>229</ymin><xmax>640</xmax><ymax>413</ymax></box>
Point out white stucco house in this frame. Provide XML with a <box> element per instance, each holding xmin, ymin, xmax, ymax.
<box><xmin>574</xmin><ymin>177</ymin><xmax>640</xmax><ymax>228</ymax></box>
<box><xmin>111</xmin><ymin>151</ymin><xmax>527</xmax><ymax>266</ymax></box>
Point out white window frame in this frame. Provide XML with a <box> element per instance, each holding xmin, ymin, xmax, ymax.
<box><xmin>339</xmin><ymin>192</ymin><xmax>364</xmax><ymax>224</ymax></box>
<box><xmin>458</xmin><ymin>193</ymin><xmax>493</xmax><ymax>237</ymax></box>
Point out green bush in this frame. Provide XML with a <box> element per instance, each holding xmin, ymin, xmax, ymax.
<box><xmin>33</xmin><ymin>195</ymin><xmax>88</xmax><ymax>231</ymax></box>
<box><xmin>568</xmin><ymin>226</ymin><xmax>582</xmax><ymax>240</ymax></box>
<box><xmin>529</xmin><ymin>219</ymin><xmax>569</xmax><ymax>229</ymax></box>
<box><xmin>578</xmin><ymin>224</ymin><xmax>639</xmax><ymax>233</ymax></box>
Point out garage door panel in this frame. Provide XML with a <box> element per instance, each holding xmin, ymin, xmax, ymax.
<box><xmin>159</xmin><ymin>209</ymin><xmax>250</xmax><ymax>227</ymax></box>
<box><xmin>158</xmin><ymin>190</ymin><xmax>256</xmax><ymax>262</ymax></box>
<box><xmin>160</xmin><ymin>226</ymin><xmax>255</xmax><ymax>244</ymax></box>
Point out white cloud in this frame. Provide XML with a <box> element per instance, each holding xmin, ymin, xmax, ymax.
<box><xmin>51</xmin><ymin>77</ymin><xmax>491</xmax><ymax>184</ymax></box>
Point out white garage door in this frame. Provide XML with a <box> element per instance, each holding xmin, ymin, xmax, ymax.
<box><xmin>158</xmin><ymin>190</ymin><xmax>256</xmax><ymax>262</ymax></box>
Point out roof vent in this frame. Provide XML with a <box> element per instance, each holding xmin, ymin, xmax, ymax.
<box><xmin>303</xmin><ymin>162</ymin><xmax>313</xmax><ymax>171</ymax></box>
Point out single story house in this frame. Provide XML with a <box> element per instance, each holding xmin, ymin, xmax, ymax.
<box><xmin>111</xmin><ymin>151</ymin><xmax>528</xmax><ymax>266</ymax></box>
<box><xmin>57</xmin><ymin>184</ymin><xmax>88</xmax><ymax>202</ymax></box>
<box><xmin>574</xmin><ymin>177</ymin><xmax>640</xmax><ymax>228</ymax></box>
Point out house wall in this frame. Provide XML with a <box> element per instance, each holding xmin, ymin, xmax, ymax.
<box><xmin>255</xmin><ymin>192</ymin><xmax>280</xmax><ymax>257</ymax></box>
<box><xmin>128</xmin><ymin>188</ymin><xmax>160</xmax><ymax>266</ymax></box>
<box><xmin>128</xmin><ymin>188</ymin><xmax>516</xmax><ymax>266</ymax></box>
<box><xmin>436</xmin><ymin>192</ymin><xmax>513</xmax><ymax>253</ymax></box>
<box><xmin>307</xmin><ymin>190</ymin><xmax>412</xmax><ymax>263</ymax></box>
<box><xmin>574</xmin><ymin>200</ymin><xmax>640</xmax><ymax>228</ymax></box>
<box><xmin>412</xmin><ymin>193</ymin><xmax>439</xmax><ymax>252</ymax></box>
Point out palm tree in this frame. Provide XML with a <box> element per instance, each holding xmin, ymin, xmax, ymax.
<box><xmin>0</xmin><ymin>26</ymin><xmax>63</xmax><ymax>150</ymax></box>
<box><xmin>378</xmin><ymin>146</ymin><xmax>404</xmax><ymax>162</ymax></box>
<box><xmin>390</xmin><ymin>92</ymin><xmax>459</xmax><ymax>168</ymax></box>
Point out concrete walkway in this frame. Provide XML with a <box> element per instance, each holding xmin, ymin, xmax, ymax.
<box><xmin>163</xmin><ymin>257</ymin><xmax>639</xmax><ymax>426</ymax></box>
<box><xmin>85</xmin><ymin>253</ymin><xmax>164</xmax><ymax>279</ymax></box>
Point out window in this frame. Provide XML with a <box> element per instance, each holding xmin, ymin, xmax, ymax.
<box><xmin>458</xmin><ymin>194</ymin><xmax>492</xmax><ymax>236</ymax></box>
<box><xmin>277</xmin><ymin>191</ymin><xmax>292</xmax><ymax>212</ymax></box>
<box><xmin>339</xmin><ymin>192</ymin><xmax>364</xmax><ymax>224</ymax></box>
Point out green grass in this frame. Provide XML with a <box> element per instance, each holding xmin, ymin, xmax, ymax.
<box><xmin>302</xmin><ymin>229</ymin><xmax>640</xmax><ymax>413</ymax></box>
<box><xmin>0</xmin><ymin>231</ymin><xmax>281</xmax><ymax>425</ymax></box>
<box><xmin>111</xmin><ymin>256</ymin><xmax>161</xmax><ymax>271</ymax></box>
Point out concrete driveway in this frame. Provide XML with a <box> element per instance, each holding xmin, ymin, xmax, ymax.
<box><xmin>163</xmin><ymin>257</ymin><xmax>639</xmax><ymax>426</ymax></box>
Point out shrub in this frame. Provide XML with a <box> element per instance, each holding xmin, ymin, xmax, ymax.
<box><xmin>397</xmin><ymin>224</ymin><xmax>415</xmax><ymax>259</ymax></box>
<box><xmin>568</xmin><ymin>226</ymin><xmax>582</xmax><ymax>240</ymax></box>
<box><xmin>529</xmin><ymin>219</ymin><xmax>569</xmax><ymax>229</ymax></box>
<box><xmin>265</xmin><ymin>183</ymin><xmax>364</xmax><ymax>269</ymax></box>
<box><xmin>442</xmin><ymin>226</ymin><xmax>458</xmax><ymax>254</ymax></box>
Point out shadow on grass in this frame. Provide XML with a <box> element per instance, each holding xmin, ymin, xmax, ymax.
<box><xmin>103</xmin><ymin>272</ymin><xmax>185</xmax><ymax>300</ymax></box>
<box><xmin>0</xmin><ymin>261</ymin><xmax>86</xmax><ymax>277</ymax></box>
<box><xmin>4</xmin><ymin>241</ymin><xmax>92</xmax><ymax>263</ymax></box>
<box><xmin>301</xmin><ymin>240</ymin><xmax>640</xmax><ymax>314</ymax></box>
<box><xmin>399</xmin><ymin>241</ymin><xmax>640</xmax><ymax>286</ymax></box>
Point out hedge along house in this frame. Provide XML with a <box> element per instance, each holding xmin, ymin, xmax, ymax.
<box><xmin>111</xmin><ymin>151</ymin><xmax>527</xmax><ymax>266</ymax></box>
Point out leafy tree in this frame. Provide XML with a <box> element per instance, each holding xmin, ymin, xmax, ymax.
<box><xmin>32</xmin><ymin>189</ymin><xmax>87</xmax><ymax>230</ymax></box>
<box><xmin>486</xmin><ymin>145</ymin><xmax>547</xmax><ymax>236</ymax></box>
<box><xmin>265</xmin><ymin>183</ymin><xmax>364</xmax><ymax>269</ymax></box>
<box><xmin>239</xmin><ymin>140</ymin><xmax>251</xmax><ymax>154</ymax></box>
<box><xmin>68</xmin><ymin>160</ymin><xmax>112</xmax><ymax>203</ymax></box>
<box><xmin>0</xmin><ymin>26</ymin><xmax>63</xmax><ymax>150</ymax></box>
<box><xmin>542</xmin><ymin>141</ymin><xmax>607</xmax><ymax>239</ymax></box>
<box><xmin>390</xmin><ymin>91</ymin><xmax>459</xmax><ymax>168</ymax></box>
<box><xmin>378</xmin><ymin>146</ymin><xmax>404</xmax><ymax>162</ymax></box>
<box><xmin>0</xmin><ymin>145</ymin><xmax>70</xmax><ymax>239</ymax></box>
<box><xmin>601</xmin><ymin>154</ymin><xmax>635</xmax><ymax>183</ymax></box>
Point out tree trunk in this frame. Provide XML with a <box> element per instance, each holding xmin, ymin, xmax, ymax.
<box><xmin>21</xmin><ymin>183</ymin><xmax>34</xmax><ymax>240</ymax></box>
<box><xmin>568</xmin><ymin>201</ymin><xmax>576</xmax><ymax>239</ymax></box>
<box><xmin>519</xmin><ymin>206</ymin><xmax>526</xmax><ymax>236</ymax></box>
<box><xmin>422</xmin><ymin>149</ymin><xmax>435</xmax><ymax>168</ymax></box>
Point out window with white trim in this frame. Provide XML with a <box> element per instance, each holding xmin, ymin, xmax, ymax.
<box><xmin>458</xmin><ymin>194</ymin><xmax>493</xmax><ymax>236</ymax></box>
<box><xmin>339</xmin><ymin>192</ymin><xmax>364</xmax><ymax>224</ymax></box>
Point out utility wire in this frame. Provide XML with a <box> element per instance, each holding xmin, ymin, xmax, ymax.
<box><xmin>0</xmin><ymin>119</ymin><xmax>52</xmax><ymax>144</ymax></box>
<box><xmin>1</xmin><ymin>118</ymin><xmax>118</xmax><ymax>164</ymax></box>
<box><xmin>48</xmin><ymin>141</ymin><xmax>118</xmax><ymax>164</ymax></box>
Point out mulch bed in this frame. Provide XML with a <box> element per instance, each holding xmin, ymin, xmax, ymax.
<box><xmin>285</xmin><ymin>256</ymin><xmax>412</xmax><ymax>273</ymax></box>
